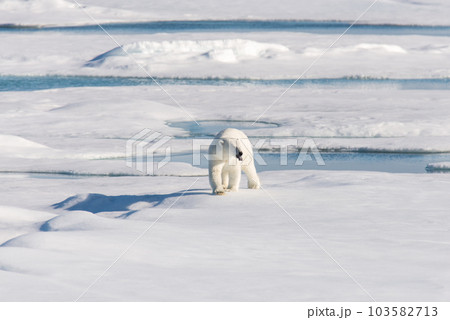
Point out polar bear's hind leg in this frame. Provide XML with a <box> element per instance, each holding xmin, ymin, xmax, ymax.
<box><xmin>228</xmin><ymin>165</ymin><xmax>242</xmax><ymax>191</ymax></box>
<box><xmin>221</xmin><ymin>170</ymin><xmax>230</xmax><ymax>190</ymax></box>
<box><xmin>243</xmin><ymin>164</ymin><xmax>261</xmax><ymax>189</ymax></box>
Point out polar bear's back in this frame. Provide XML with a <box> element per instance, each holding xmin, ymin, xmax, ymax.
<box><xmin>215</xmin><ymin>128</ymin><xmax>249</xmax><ymax>140</ymax></box>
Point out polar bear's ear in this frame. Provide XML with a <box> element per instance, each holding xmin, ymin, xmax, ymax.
<box><xmin>218</xmin><ymin>139</ymin><xmax>224</xmax><ymax>145</ymax></box>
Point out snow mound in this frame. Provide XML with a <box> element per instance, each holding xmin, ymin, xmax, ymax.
<box><xmin>0</xmin><ymin>135</ymin><xmax>48</xmax><ymax>149</ymax></box>
<box><xmin>426</xmin><ymin>162</ymin><xmax>450</xmax><ymax>172</ymax></box>
<box><xmin>303</xmin><ymin>43</ymin><xmax>407</xmax><ymax>56</ymax></box>
<box><xmin>0</xmin><ymin>206</ymin><xmax>55</xmax><ymax>224</ymax></box>
<box><xmin>87</xmin><ymin>39</ymin><xmax>290</xmax><ymax>67</ymax></box>
<box><xmin>0</xmin><ymin>135</ymin><xmax>56</xmax><ymax>158</ymax></box>
<box><xmin>414</xmin><ymin>44</ymin><xmax>450</xmax><ymax>54</ymax></box>
<box><xmin>0</xmin><ymin>206</ymin><xmax>56</xmax><ymax>244</ymax></box>
<box><xmin>0</xmin><ymin>0</ymin><xmax>146</xmax><ymax>26</ymax></box>
<box><xmin>0</xmin><ymin>158</ymin><xmax>208</xmax><ymax>177</ymax></box>
<box><xmin>2</xmin><ymin>0</ymin><xmax>450</xmax><ymax>26</ymax></box>
<box><xmin>40</xmin><ymin>211</ymin><xmax>120</xmax><ymax>231</ymax></box>
<box><xmin>0</xmin><ymin>0</ymin><xmax>75</xmax><ymax>12</ymax></box>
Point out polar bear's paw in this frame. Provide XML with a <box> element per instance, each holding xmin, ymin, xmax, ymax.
<box><xmin>248</xmin><ymin>182</ymin><xmax>260</xmax><ymax>189</ymax></box>
<box><xmin>214</xmin><ymin>188</ymin><xmax>226</xmax><ymax>195</ymax></box>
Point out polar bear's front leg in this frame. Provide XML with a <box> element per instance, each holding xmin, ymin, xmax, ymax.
<box><xmin>209</xmin><ymin>163</ymin><xmax>225</xmax><ymax>195</ymax></box>
<box><xmin>243</xmin><ymin>163</ymin><xmax>260</xmax><ymax>189</ymax></box>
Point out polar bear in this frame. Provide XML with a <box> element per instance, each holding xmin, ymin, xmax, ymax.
<box><xmin>208</xmin><ymin>128</ymin><xmax>261</xmax><ymax>195</ymax></box>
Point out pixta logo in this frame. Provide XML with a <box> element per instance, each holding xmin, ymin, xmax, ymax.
<box><xmin>126</xmin><ymin>129</ymin><xmax>172</xmax><ymax>175</ymax></box>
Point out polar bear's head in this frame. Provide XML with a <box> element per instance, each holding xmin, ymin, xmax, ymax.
<box><xmin>221</xmin><ymin>138</ymin><xmax>243</xmax><ymax>162</ymax></box>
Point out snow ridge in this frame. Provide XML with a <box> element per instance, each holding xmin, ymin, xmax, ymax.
<box><xmin>86</xmin><ymin>39</ymin><xmax>290</xmax><ymax>67</ymax></box>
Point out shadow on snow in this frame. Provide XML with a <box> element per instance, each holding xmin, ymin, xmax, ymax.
<box><xmin>52</xmin><ymin>188</ymin><xmax>210</xmax><ymax>217</ymax></box>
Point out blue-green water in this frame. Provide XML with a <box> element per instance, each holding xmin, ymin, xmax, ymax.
<box><xmin>163</xmin><ymin>120</ymin><xmax>450</xmax><ymax>173</ymax></box>
<box><xmin>2</xmin><ymin>20</ymin><xmax>450</xmax><ymax>37</ymax></box>
<box><xmin>145</xmin><ymin>151</ymin><xmax>450</xmax><ymax>174</ymax></box>
<box><xmin>2</xmin><ymin>75</ymin><xmax>450</xmax><ymax>92</ymax></box>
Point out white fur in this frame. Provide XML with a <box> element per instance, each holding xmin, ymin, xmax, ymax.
<box><xmin>208</xmin><ymin>128</ymin><xmax>261</xmax><ymax>195</ymax></box>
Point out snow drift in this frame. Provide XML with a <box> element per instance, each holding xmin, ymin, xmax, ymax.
<box><xmin>303</xmin><ymin>43</ymin><xmax>408</xmax><ymax>56</ymax></box>
<box><xmin>0</xmin><ymin>0</ymin><xmax>146</xmax><ymax>26</ymax></box>
<box><xmin>86</xmin><ymin>39</ymin><xmax>290</xmax><ymax>67</ymax></box>
<box><xmin>426</xmin><ymin>162</ymin><xmax>450</xmax><ymax>172</ymax></box>
<box><xmin>2</xmin><ymin>0</ymin><xmax>450</xmax><ymax>26</ymax></box>
<box><xmin>0</xmin><ymin>135</ymin><xmax>52</xmax><ymax>158</ymax></box>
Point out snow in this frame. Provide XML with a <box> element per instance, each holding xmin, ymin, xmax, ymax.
<box><xmin>1</xmin><ymin>32</ymin><xmax>450</xmax><ymax>78</ymax></box>
<box><xmin>86</xmin><ymin>39</ymin><xmax>290</xmax><ymax>66</ymax></box>
<box><xmin>0</xmin><ymin>206</ymin><xmax>56</xmax><ymax>244</ymax></box>
<box><xmin>0</xmin><ymin>135</ymin><xmax>48</xmax><ymax>149</ymax></box>
<box><xmin>0</xmin><ymin>0</ymin><xmax>147</xmax><ymax>26</ymax></box>
<box><xmin>1</xmin><ymin>0</ymin><xmax>450</xmax><ymax>303</ymax></box>
<box><xmin>2</xmin><ymin>86</ymin><xmax>448</xmax><ymax>155</ymax></box>
<box><xmin>0</xmin><ymin>158</ymin><xmax>208</xmax><ymax>177</ymax></box>
<box><xmin>1</xmin><ymin>0</ymin><xmax>450</xmax><ymax>26</ymax></box>
<box><xmin>0</xmin><ymin>171</ymin><xmax>450</xmax><ymax>301</ymax></box>
<box><xmin>304</xmin><ymin>43</ymin><xmax>408</xmax><ymax>56</ymax></box>
<box><xmin>0</xmin><ymin>83</ymin><xmax>449</xmax><ymax>300</ymax></box>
